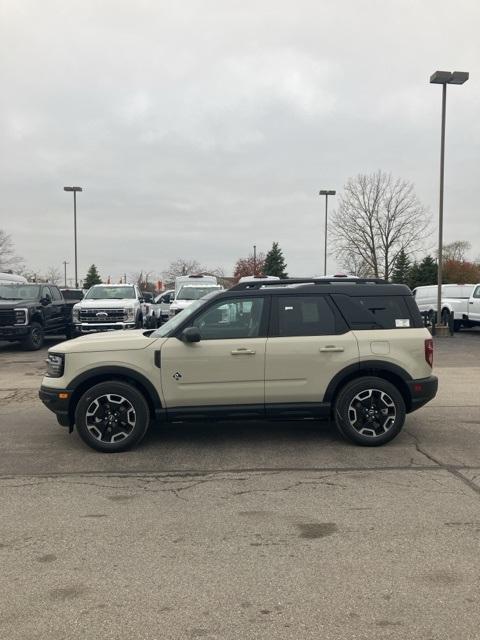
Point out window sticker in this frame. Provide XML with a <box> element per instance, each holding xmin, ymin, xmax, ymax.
<box><xmin>395</xmin><ymin>318</ymin><xmax>410</xmax><ymax>328</ymax></box>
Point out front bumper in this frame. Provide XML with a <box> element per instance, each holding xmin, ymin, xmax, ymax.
<box><xmin>407</xmin><ymin>375</ymin><xmax>438</xmax><ymax>412</ymax></box>
<box><xmin>0</xmin><ymin>325</ymin><xmax>30</xmax><ymax>338</ymax></box>
<box><xmin>74</xmin><ymin>322</ymin><xmax>136</xmax><ymax>333</ymax></box>
<box><xmin>39</xmin><ymin>386</ymin><xmax>73</xmax><ymax>427</ymax></box>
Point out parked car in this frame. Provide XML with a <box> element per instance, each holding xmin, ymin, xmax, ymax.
<box><xmin>413</xmin><ymin>283</ymin><xmax>480</xmax><ymax>331</ymax></box>
<box><xmin>40</xmin><ymin>277</ymin><xmax>437</xmax><ymax>452</ymax></box>
<box><xmin>170</xmin><ymin>275</ymin><xmax>223</xmax><ymax>317</ymax></box>
<box><xmin>0</xmin><ymin>282</ymin><xmax>74</xmax><ymax>349</ymax></box>
<box><xmin>141</xmin><ymin>291</ymin><xmax>158</xmax><ymax>328</ymax></box>
<box><xmin>72</xmin><ymin>284</ymin><xmax>145</xmax><ymax>334</ymax></box>
<box><xmin>154</xmin><ymin>289</ymin><xmax>175</xmax><ymax>325</ymax></box>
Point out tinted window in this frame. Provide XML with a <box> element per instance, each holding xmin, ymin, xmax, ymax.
<box><xmin>277</xmin><ymin>296</ymin><xmax>336</xmax><ymax>337</ymax></box>
<box><xmin>50</xmin><ymin>286</ymin><xmax>62</xmax><ymax>301</ymax></box>
<box><xmin>42</xmin><ymin>286</ymin><xmax>51</xmax><ymax>300</ymax></box>
<box><xmin>333</xmin><ymin>294</ymin><xmax>413</xmax><ymax>329</ymax></box>
<box><xmin>192</xmin><ymin>297</ymin><xmax>265</xmax><ymax>340</ymax></box>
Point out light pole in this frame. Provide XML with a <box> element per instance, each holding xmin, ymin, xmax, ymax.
<box><xmin>62</xmin><ymin>260</ymin><xmax>69</xmax><ymax>287</ymax></box>
<box><xmin>253</xmin><ymin>244</ymin><xmax>257</xmax><ymax>276</ymax></box>
<box><xmin>430</xmin><ymin>70</ymin><xmax>468</xmax><ymax>329</ymax></box>
<box><xmin>63</xmin><ymin>186</ymin><xmax>83</xmax><ymax>288</ymax></box>
<box><xmin>319</xmin><ymin>190</ymin><xmax>336</xmax><ymax>276</ymax></box>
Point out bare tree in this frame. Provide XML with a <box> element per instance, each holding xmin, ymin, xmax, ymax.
<box><xmin>331</xmin><ymin>171</ymin><xmax>430</xmax><ymax>280</ymax></box>
<box><xmin>45</xmin><ymin>266</ymin><xmax>61</xmax><ymax>284</ymax></box>
<box><xmin>0</xmin><ymin>229</ymin><xmax>23</xmax><ymax>272</ymax></box>
<box><xmin>442</xmin><ymin>240</ymin><xmax>471</xmax><ymax>262</ymax></box>
<box><xmin>162</xmin><ymin>259</ymin><xmax>205</xmax><ymax>283</ymax></box>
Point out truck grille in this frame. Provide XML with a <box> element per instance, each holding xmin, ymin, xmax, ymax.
<box><xmin>0</xmin><ymin>310</ymin><xmax>16</xmax><ymax>326</ymax></box>
<box><xmin>79</xmin><ymin>308</ymin><xmax>126</xmax><ymax>323</ymax></box>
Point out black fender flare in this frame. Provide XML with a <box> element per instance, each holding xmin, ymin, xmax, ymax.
<box><xmin>323</xmin><ymin>360</ymin><xmax>413</xmax><ymax>405</ymax></box>
<box><xmin>69</xmin><ymin>366</ymin><xmax>162</xmax><ymax>415</ymax></box>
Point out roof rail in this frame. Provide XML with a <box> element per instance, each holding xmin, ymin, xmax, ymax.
<box><xmin>230</xmin><ymin>277</ymin><xmax>387</xmax><ymax>291</ymax></box>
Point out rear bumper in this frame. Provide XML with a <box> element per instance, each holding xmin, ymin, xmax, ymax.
<box><xmin>39</xmin><ymin>386</ymin><xmax>73</xmax><ymax>427</ymax></box>
<box><xmin>407</xmin><ymin>375</ymin><xmax>438</xmax><ymax>412</ymax></box>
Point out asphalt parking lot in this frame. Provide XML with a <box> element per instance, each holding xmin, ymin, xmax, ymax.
<box><xmin>1</xmin><ymin>333</ymin><xmax>480</xmax><ymax>639</ymax></box>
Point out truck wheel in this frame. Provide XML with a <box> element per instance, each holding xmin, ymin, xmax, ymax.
<box><xmin>75</xmin><ymin>381</ymin><xmax>150</xmax><ymax>452</ymax></box>
<box><xmin>334</xmin><ymin>376</ymin><xmax>406</xmax><ymax>446</ymax></box>
<box><xmin>22</xmin><ymin>322</ymin><xmax>44</xmax><ymax>350</ymax></box>
<box><xmin>135</xmin><ymin>314</ymin><xmax>143</xmax><ymax>329</ymax></box>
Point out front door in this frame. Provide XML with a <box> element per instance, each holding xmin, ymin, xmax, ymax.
<box><xmin>468</xmin><ymin>286</ymin><xmax>480</xmax><ymax>322</ymax></box>
<box><xmin>265</xmin><ymin>294</ymin><xmax>359</xmax><ymax>407</ymax></box>
<box><xmin>160</xmin><ymin>296</ymin><xmax>268</xmax><ymax>409</ymax></box>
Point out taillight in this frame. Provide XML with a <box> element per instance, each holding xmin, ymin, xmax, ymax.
<box><xmin>425</xmin><ymin>338</ymin><xmax>433</xmax><ymax>367</ymax></box>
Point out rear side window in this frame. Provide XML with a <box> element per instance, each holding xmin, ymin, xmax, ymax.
<box><xmin>332</xmin><ymin>294</ymin><xmax>417</xmax><ymax>330</ymax></box>
<box><xmin>275</xmin><ymin>295</ymin><xmax>339</xmax><ymax>336</ymax></box>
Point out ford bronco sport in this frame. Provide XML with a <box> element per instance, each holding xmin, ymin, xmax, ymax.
<box><xmin>39</xmin><ymin>278</ymin><xmax>438</xmax><ymax>452</ymax></box>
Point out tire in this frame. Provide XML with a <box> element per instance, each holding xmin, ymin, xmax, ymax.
<box><xmin>453</xmin><ymin>320</ymin><xmax>462</xmax><ymax>332</ymax></box>
<box><xmin>334</xmin><ymin>376</ymin><xmax>406</xmax><ymax>446</ymax></box>
<box><xmin>441</xmin><ymin>309</ymin><xmax>450</xmax><ymax>326</ymax></box>
<box><xmin>134</xmin><ymin>314</ymin><xmax>143</xmax><ymax>329</ymax></box>
<box><xmin>22</xmin><ymin>322</ymin><xmax>44</xmax><ymax>350</ymax></box>
<box><xmin>75</xmin><ymin>381</ymin><xmax>150</xmax><ymax>452</ymax></box>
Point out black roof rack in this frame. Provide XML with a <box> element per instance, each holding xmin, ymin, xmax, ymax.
<box><xmin>230</xmin><ymin>277</ymin><xmax>387</xmax><ymax>291</ymax></box>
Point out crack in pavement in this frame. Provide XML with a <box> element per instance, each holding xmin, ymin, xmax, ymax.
<box><xmin>405</xmin><ymin>429</ymin><xmax>480</xmax><ymax>497</ymax></box>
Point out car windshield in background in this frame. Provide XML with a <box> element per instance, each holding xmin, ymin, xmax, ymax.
<box><xmin>0</xmin><ymin>284</ymin><xmax>40</xmax><ymax>300</ymax></box>
<box><xmin>177</xmin><ymin>286</ymin><xmax>219</xmax><ymax>300</ymax></box>
<box><xmin>84</xmin><ymin>286</ymin><xmax>135</xmax><ymax>300</ymax></box>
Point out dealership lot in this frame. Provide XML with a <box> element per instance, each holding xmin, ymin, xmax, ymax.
<box><xmin>1</xmin><ymin>334</ymin><xmax>480</xmax><ymax>639</ymax></box>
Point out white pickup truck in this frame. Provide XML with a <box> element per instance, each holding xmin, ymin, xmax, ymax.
<box><xmin>169</xmin><ymin>275</ymin><xmax>223</xmax><ymax>317</ymax></box>
<box><xmin>413</xmin><ymin>283</ymin><xmax>480</xmax><ymax>331</ymax></box>
<box><xmin>72</xmin><ymin>284</ymin><xmax>146</xmax><ymax>334</ymax></box>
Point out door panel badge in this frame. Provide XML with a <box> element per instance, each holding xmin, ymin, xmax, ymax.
<box><xmin>173</xmin><ymin>372</ymin><xmax>183</xmax><ymax>381</ymax></box>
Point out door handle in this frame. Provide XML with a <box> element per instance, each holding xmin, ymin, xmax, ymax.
<box><xmin>319</xmin><ymin>346</ymin><xmax>344</xmax><ymax>353</ymax></box>
<box><xmin>469</xmin><ymin>301</ymin><xmax>474</xmax><ymax>305</ymax></box>
<box><xmin>231</xmin><ymin>348</ymin><xmax>256</xmax><ymax>355</ymax></box>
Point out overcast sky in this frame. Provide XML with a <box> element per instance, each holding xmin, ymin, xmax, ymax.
<box><xmin>1</xmin><ymin>0</ymin><xmax>479</xmax><ymax>283</ymax></box>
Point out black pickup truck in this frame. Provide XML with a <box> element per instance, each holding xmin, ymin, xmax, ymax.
<box><xmin>0</xmin><ymin>283</ymin><xmax>74</xmax><ymax>350</ymax></box>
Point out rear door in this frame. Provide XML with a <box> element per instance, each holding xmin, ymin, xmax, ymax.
<box><xmin>48</xmin><ymin>286</ymin><xmax>66</xmax><ymax>331</ymax></box>
<box><xmin>265</xmin><ymin>294</ymin><xmax>359</xmax><ymax>410</ymax></box>
<box><xmin>160</xmin><ymin>295</ymin><xmax>268</xmax><ymax>410</ymax></box>
<box><xmin>468</xmin><ymin>286</ymin><xmax>480</xmax><ymax>322</ymax></box>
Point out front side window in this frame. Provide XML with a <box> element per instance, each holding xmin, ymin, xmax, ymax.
<box><xmin>276</xmin><ymin>295</ymin><xmax>337</xmax><ymax>337</ymax></box>
<box><xmin>191</xmin><ymin>297</ymin><xmax>265</xmax><ymax>340</ymax></box>
<box><xmin>473</xmin><ymin>286</ymin><xmax>480</xmax><ymax>299</ymax></box>
<box><xmin>50</xmin><ymin>287</ymin><xmax>62</xmax><ymax>301</ymax></box>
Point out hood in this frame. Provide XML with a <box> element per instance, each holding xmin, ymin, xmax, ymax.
<box><xmin>74</xmin><ymin>299</ymin><xmax>137</xmax><ymax>310</ymax></box>
<box><xmin>171</xmin><ymin>299</ymin><xmax>193</xmax><ymax>310</ymax></box>
<box><xmin>50</xmin><ymin>330</ymin><xmax>165</xmax><ymax>354</ymax></box>
<box><xmin>0</xmin><ymin>299</ymin><xmax>35</xmax><ymax>308</ymax></box>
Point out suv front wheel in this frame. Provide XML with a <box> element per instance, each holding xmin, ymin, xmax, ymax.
<box><xmin>334</xmin><ymin>376</ymin><xmax>406</xmax><ymax>446</ymax></box>
<box><xmin>75</xmin><ymin>381</ymin><xmax>150</xmax><ymax>452</ymax></box>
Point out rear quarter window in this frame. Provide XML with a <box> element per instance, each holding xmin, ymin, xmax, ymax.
<box><xmin>332</xmin><ymin>294</ymin><xmax>423</xmax><ymax>330</ymax></box>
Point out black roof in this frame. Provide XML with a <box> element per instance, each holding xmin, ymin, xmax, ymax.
<box><xmin>224</xmin><ymin>278</ymin><xmax>412</xmax><ymax>297</ymax></box>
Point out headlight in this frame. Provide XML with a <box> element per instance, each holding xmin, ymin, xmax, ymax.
<box><xmin>72</xmin><ymin>308</ymin><xmax>80</xmax><ymax>321</ymax></box>
<box><xmin>14</xmin><ymin>308</ymin><xmax>28</xmax><ymax>325</ymax></box>
<box><xmin>125</xmin><ymin>308</ymin><xmax>135</xmax><ymax>319</ymax></box>
<box><xmin>46</xmin><ymin>353</ymin><xmax>65</xmax><ymax>378</ymax></box>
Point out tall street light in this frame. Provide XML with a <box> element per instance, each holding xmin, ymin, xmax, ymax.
<box><xmin>63</xmin><ymin>186</ymin><xmax>83</xmax><ymax>288</ymax></box>
<box><xmin>319</xmin><ymin>190</ymin><xmax>336</xmax><ymax>276</ymax></box>
<box><xmin>430</xmin><ymin>70</ymin><xmax>468</xmax><ymax>329</ymax></box>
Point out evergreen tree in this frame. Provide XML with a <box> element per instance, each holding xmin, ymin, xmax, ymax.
<box><xmin>408</xmin><ymin>255</ymin><xmax>437</xmax><ymax>289</ymax></box>
<box><xmin>263</xmin><ymin>242</ymin><xmax>288</xmax><ymax>278</ymax></box>
<box><xmin>84</xmin><ymin>264</ymin><xmax>102</xmax><ymax>288</ymax></box>
<box><xmin>391</xmin><ymin>248</ymin><xmax>411</xmax><ymax>285</ymax></box>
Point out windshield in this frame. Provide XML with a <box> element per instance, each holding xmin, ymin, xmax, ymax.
<box><xmin>0</xmin><ymin>284</ymin><xmax>40</xmax><ymax>300</ymax></box>
<box><xmin>176</xmin><ymin>285</ymin><xmax>220</xmax><ymax>301</ymax></box>
<box><xmin>84</xmin><ymin>286</ymin><xmax>136</xmax><ymax>300</ymax></box>
<box><xmin>151</xmin><ymin>292</ymin><xmax>219</xmax><ymax>337</ymax></box>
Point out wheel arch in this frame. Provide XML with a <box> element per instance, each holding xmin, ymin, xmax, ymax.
<box><xmin>324</xmin><ymin>361</ymin><xmax>413</xmax><ymax>413</ymax></box>
<box><xmin>68</xmin><ymin>366</ymin><xmax>162</xmax><ymax>424</ymax></box>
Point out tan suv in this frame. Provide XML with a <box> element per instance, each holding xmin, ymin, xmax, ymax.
<box><xmin>39</xmin><ymin>278</ymin><xmax>438</xmax><ymax>452</ymax></box>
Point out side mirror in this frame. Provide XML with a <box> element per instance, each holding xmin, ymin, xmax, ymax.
<box><xmin>180</xmin><ymin>327</ymin><xmax>201</xmax><ymax>343</ymax></box>
<box><xmin>139</xmin><ymin>297</ymin><xmax>145</xmax><ymax>303</ymax></box>
<box><xmin>41</xmin><ymin>295</ymin><xmax>51</xmax><ymax>306</ymax></box>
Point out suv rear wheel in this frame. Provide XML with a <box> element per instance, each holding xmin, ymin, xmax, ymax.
<box><xmin>334</xmin><ymin>376</ymin><xmax>406</xmax><ymax>446</ymax></box>
<box><xmin>75</xmin><ymin>381</ymin><xmax>150</xmax><ymax>452</ymax></box>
